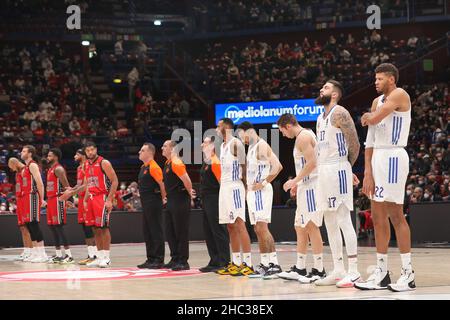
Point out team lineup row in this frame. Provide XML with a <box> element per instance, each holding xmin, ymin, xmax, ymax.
<box><xmin>6</xmin><ymin>62</ymin><xmax>415</xmax><ymax>293</ymax></box>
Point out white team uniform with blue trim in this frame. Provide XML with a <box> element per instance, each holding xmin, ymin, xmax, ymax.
<box><xmin>219</xmin><ymin>137</ymin><xmax>246</xmax><ymax>224</ymax></box>
<box><xmin>294</xmin><ymin>129</ymin><xmax>323</xmax><ymax>228</ymax></box>
<box><xmin>316</xmin><ymin>106</ymin><xmax>354</xmax><ymax>212</ymax></box>
<box><xmin>246</xmin><ymin>139</ymin><xmax>273</xmax><ymax>225</ymax></box>
<box><xmin>370</xmin><ymin>94</ymin><xmax>411</xmax><ymax>204</ymax></box>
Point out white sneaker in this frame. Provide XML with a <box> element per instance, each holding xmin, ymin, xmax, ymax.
<box><xmin>388</xmin><ymin>269</ymin><xmax>416</xmax><ymax>292</ymax></box>
<box><xmin>314</xmin><ymin>270</ymin><xmax>345</xmax><ymax>286</ymax></box>
<box><xmin>31</xmin><ymin>255</ymin><xmax>49</xmax><ymax>263</ymax></box>
<box><xmin>86</xmin><ymin>258</ymin><xmax>101</xmax><ymax>267</ymax></box>
<box><xmin>277</xmin><ymin>266</ymin><xmax>307</xmax><ymax>281</ymax></box>
<box><xmin>23</xmin><ymin>254</ymin><xmax>35</xmax><ymax>262</ymax></box>
<box><xmin>99</xmin><ymin>259</ymin><xmax>111</xmax><ymax>268</ymax></box>
<box><xmin>355</xmin><ymin>267</ymin><xmax>391</xmax><ymax>290</ymax></box>
<box><xmin>336</xmin><ymin>271</ymin><xmax>361</xmax><ymax>288</ymax></box>
<box><xmin>15</xmin><ymin>253</ymin><xmax>26</xmax><ymax>261</ymax></box>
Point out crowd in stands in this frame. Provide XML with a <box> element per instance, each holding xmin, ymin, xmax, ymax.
<box><xmin>191</xmin><ymin>0</ymin><xmax>408</xmax><ymax>32</ymax></box>
<box><xmin>191</xmin><ymin>31</ymin><xmax>432</xmax><ymax>102</ymax></box>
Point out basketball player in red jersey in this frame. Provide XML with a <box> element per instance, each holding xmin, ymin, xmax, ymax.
<box><xmin>8</xmin><ymin>157</ymin><xmax>33</xmax><ymax>261</ymax></box>
<box><xmin>83</xmin><ymin>142</ymin><xmax>118</xmax><ymax>268</ymax></box>
<box><xmin>20</xmin><ymin>145</ymin><xmax>48</xmax><ymax>263</ymax></box>
<box><xmin>60</xmin><ymin>148</ymin><xmax>98</xmax><ymax>265</ymax></box>
<box><xmin>46</xmin><ymin>148</ymin><xmax>74</xmax><ymax>264</ymax></box>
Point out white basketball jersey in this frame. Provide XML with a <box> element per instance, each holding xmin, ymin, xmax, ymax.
<box><xmin>374</xmin><ymin>94</ymin><xmax>411</xmax><ymax>148</ymax></box>
<box><xmin>246</xmin><ymin>139</ymin><xmax>270</xmax><ymax>185</ymax></box>
<box><xmin>293</xmin><ymin>129</ymin><xmax>318</xmax><ymax>183</ymax></box>
<box><xmin>220</xmin><ymin>137</ymin><xmax>242</xmax><ymax>183</ymax></box>
<box><xmin>316</xmin><ymin>105</ymin><xmax>349</xmax><ymax>165</ymax></box>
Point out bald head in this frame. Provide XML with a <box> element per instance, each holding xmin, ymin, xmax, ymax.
<box><xmin>8</xmin><ymin>157</ymin><xmax>24</xmax><ymax>172</ymax></box>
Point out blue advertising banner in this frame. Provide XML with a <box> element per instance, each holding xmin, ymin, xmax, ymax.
<box><xmin>215</xmin><ymin>99</ymin><xmax>324</xmax><ymax>125</ymax></box>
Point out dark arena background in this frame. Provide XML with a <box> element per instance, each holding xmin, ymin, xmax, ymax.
<box><xmin>0</xmin><ymin>0</ymin><xmax>449</xmax><ymax>304</ymax></box>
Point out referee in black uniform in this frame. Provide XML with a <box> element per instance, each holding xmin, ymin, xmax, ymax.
<box><xmin>137</xmin><ymin>143</ymin><xmax>167</xmax><ymax>269</ymax></box>
<box><xmin>161</xmin><ymin>140</ymin><xmax>193</xmax><ymax>271</ymax></box>
<box><xmin>198</xmin><ymin>136</ymin><xmax>230</xmax><ymax>272</ymax></box>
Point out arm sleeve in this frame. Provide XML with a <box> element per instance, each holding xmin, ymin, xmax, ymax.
<box><xmin>211</xmin><ymin>162</ymin><xmax>221</xmax><ymax>182</ymax></box>
<box><xmin>364</xmin><ymin>125</ymin><xmax>375</xmax><ymax>148</ymax></box>
<box><xmin>150</xmin><ymin>165</ymin><xmax>163</xmax><ymax>183</ymax></box>
<box><xmin>172</xmin><ymin>161</ymin><xmax>187</xmax><ymax>178</ymax></box>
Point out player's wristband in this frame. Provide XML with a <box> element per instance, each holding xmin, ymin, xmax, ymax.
<box><xmin>261</xmin><ymin>180</ymin><xmax>268</xmax><ymax>187</ymax></box>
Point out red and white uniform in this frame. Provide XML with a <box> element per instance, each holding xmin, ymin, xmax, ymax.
<box><xmin>46</xmin><ymin>163</ymin><xmax>67</xmax><ymax>225</ymax></box>
<box><xmin>21</xmin><ymin>160</ymin><xmax>41</xmax><ymax>223</ymax></box>
<box><xmin>15</xmin><ymin>168</ymin><xmax>24</xmax><ymax>226</ymax></box>
<box><xmin>84</xmin><ymin>156</ymin><xmax>112</xmax><ymax>227</ymax></box>
<box><xmin>77</xmin><ymin>164</ymin><xmax>86</xmax><ymax>224</ymax></box>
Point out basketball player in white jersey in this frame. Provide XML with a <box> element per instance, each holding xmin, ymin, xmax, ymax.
<box><xmin>236</xmin><ymin>121</ymin><xmax>283</xmax><ymax>279</ymax></box>
<box><xmin>215</xmin><ymin>118</ymin><xmax>255</xmax><ymax>276</ymax></box>
<box><xmin>355</xmin><ymin>63</ymin><xmax>415</xmax><ymax>292</ymax></box>
<box><xmin>313</xmin><ymin>80</ymin><xmax>362</xmax><ymax>288</ymax></box>
<box><xmin>276</xmin><ymin>114</ymin><xmax>327</xmax><ymax>283</ymax></box>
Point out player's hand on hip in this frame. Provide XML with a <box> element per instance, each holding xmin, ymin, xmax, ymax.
<box><xmin>41</xmin><ymin>200</ymin><xmax>47</xmax><ymax>208</ymax></box>
<box><xmin>362</xmin><ymin>174</ymin><xmax>375</xmax><ymax>199</ymax></box>
<box><xmin>352</xmin><ymin>174</ymin><xmax>360</xmax><ymax>186</ymax></box>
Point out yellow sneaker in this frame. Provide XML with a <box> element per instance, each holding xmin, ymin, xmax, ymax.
<box><xmin>78</xmin><ymin>257</ymin><xmax>94</xmax><ymax>265</ymax></box>
<box><xmin>234</xmin><ymin>263</ymin><xmax>255</xmax><ymax>277</ymax></box>
<box><xmin>216</xmin><ymin>262</ymin><xmax>240</xmax><ymax>275</ymax></box>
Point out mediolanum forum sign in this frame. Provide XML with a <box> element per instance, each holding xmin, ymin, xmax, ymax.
<box><xmin>215</xmin><ymin>99</ymin><xmax>324</xmax><ymax>125</ymax></box>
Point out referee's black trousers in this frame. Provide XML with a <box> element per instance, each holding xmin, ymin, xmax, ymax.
<box><xmin>165</xmin><ymin>192</ymin><xmax>190</xmax><ymax>264</ymax></box>
<box><xmin>140</xmin><ymin>194</ymin><xmax>165</xmax><ymax>263</ymax></box>
<box><xmin>202</xmin><ymin>193</ymin><xmax>230</xmax><ymax>267</ymax></box>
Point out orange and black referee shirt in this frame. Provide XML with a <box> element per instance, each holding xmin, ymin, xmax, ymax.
<box><xmin>200</xmin><ymin>154</ymin><xmax>221</xmax><ymax>195</ymax></box>
<box><xmin>138</xmin><ymin>159</ymin><xmax>163</xmax><ymax>195</ymax></box>
<box><xmin>163</xmin><ymin>157</ymin><xmax>187</xmax><ymax>196</ymax></box>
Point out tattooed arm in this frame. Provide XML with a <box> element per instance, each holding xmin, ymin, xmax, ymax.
<box><xmin>331</xmin><ymin>106</ymin><xmax>360</xmax><ymax>166</ymax></box>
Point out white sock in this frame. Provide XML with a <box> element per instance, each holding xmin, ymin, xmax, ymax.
<box><xmin>243</xmin><ymin>252</ymin><xmax>252</xmax><ymax>267</ymax></box>
<box><xmin>31</xmin><ymin>247</ymin><xmax>38</xmax><ymax>257</ymax></box>
<box><xmin>269</xmin><ymin>252</ymin><xmax>279</xmax><ymax>265</ymax></box>
<box><xmin>39</xmin><ymin>246</ymin><xmax>47</xmax><ymax>257</ymax></box>
<box><xmin>98</xmin><ymin>250</ymin><xmax>105</xmax><ymax>260</ymax></box>
<box><xmin>104</xmin><ymin>250</ymin><xmax>110</xmax><ymax>260</ymax></box>
<box><xmin>348</xmin><ymin>257</ymin><xmax>358</xmax><ymax>273</ymax></box>
<box><xmin>313</xmin><ymin>254</ymin><xmax>323</xmax><ymax>271</ymax></box>
<box><xmin>65</xmin><ymin>249</ymin><xmax>72</xmax><ymax>257</ymax></box>
<box><xmin>333</xmin><ymin>256</ymin><xmax>345</xmax><ymax>273</ymax></box>
<box><xmin>232</xmin><ymin>252</ymin><xmax>241</xmax><ymax>266</ymax></box>
<box><xmin>377</xmin><ymin>253</ymin><xmax>388</xmax><ymax>273</ymax></box>
<box><xmin>296</xmin><ymin>253</ymin><xmax>306</xmax><ymax>269</ymax></box>
<box><xmin>93</xmin><ymin>246</ymin><xmax>98</xmax><ymax>257</ymax></box>
<box><xmin>260</xmin><ymin>253</ymin><xmax>270</xmax><ymax>266</ymax></box>
<box><xmin>400</xmin><ymin>252</ymin><xmax>412</xmax><ymax>271</ymax></box>
<box><xmin>56</xmin><ymin>249</ymin><xmax>63</xmax><ymax>257</ymax></box>
<box><xmin>87</xmin><ymin>246</ymin><xmax>95</xmax><ymax>258</ymax></box>
<box><xmin>24</xmin><ymin>248</ymin><xmax>31</xmax><ymax>256</ymax></box>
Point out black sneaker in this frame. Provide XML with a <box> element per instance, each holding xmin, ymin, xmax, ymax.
<box><xmin>163</xmin><ymin>260</ymin><xmax>177</xmax><ymax>269</ymax></box>
<box><xmin>47</xmin><ymin>255</ymin><xmax>62</xmax><ymax>264</ymax></box>
<box><xmin>277</xmin><ymin>265</ymin><xmax>307</xmax><ymax>280</ymax></box>
<box><xmin>262</xmin><ymin>263</ymin><xmax>283</xmax><ymax>280</ymax></box>
<box><xmin>248</xmin><ymin>263</ymin><xmax>270</xmax><ymax>278</ymax></box>
<box><xmin>171</xmin><ymin>263</ymin><xmax>190</xmax><ymax>271</ymax></box>
<box><xmin>298</xmin><ymin>268</ymin><xmax>327</xmax><ymax>284</ymax></box>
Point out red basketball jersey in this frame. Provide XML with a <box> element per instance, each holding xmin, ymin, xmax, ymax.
<box><xmin>46</xmin><ymin>163</ymin><xmax>64</xmax><ymax>198</ymax></box>
<box><xmin>22</xmin><ymin>160</ymin><xmax>38</xmax><ymax>196</ymax></box>
<box><xmin>84</xmin><ymin>156</ymin><xmax>111</xmax><ymax>196</ymax></box>
<box><xmin>77</xmin><ymin>164</ymin><xmax>86</xmax><ymax>198</ymax></box>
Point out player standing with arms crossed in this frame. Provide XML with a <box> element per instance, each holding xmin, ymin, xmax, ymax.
<box><xmin>356</xmin><ymin>63</ymin><xmax>415</xmax><ymax>292</ymax></box>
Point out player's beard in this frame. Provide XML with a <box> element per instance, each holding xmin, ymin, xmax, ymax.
<box><xmin>314</xmin><ymin>94</ymin><xmax>331</xmax><ymax>106</ymax></box>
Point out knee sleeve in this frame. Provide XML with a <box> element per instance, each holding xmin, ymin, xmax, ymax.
<box><xmin>56</xmin><ymin>225</ymin><xmax>69</xmax><ymax>247</ymax></box>
<box><xmin>336</xmin><ymin>205</ymin><xmax>358</xmax><ymax>256</ymax></box>
<box><xmin>28</xmin><ymin>221</ymin><xmax>44</xmax><ymax>242</ymax></box>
